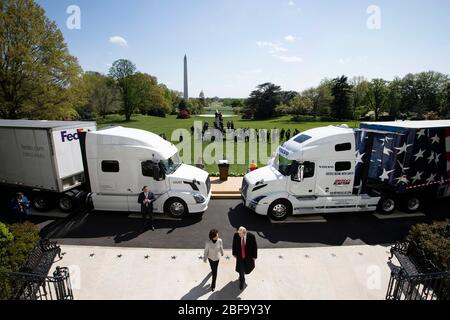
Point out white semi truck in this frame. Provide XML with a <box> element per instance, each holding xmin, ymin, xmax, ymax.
<box><xmin>0</xmin><ymin>120</ymin><xmax>211</xmax><ymax>217</ymax></box>
<box><xmin>242</xmin><ymin>120</ymin><xmax>450</xmax><ymax>220</ymax></box>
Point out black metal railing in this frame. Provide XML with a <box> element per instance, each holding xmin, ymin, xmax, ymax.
<box><xmin>2</xmin><ymin>266</ymin><xmax>73</xmax><ymax>300</ymax></box>
<box><xmin>386</xmin><ymin>241</ymin><xmax>450</xmax><ymax>300</ymax></box>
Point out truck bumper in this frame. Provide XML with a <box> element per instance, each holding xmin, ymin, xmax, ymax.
<box><xmin>243</xmin><ymin>197</ymin><xmax>268</xmax><ymax>216</ymax></box>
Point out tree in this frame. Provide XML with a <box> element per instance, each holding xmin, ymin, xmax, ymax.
<box><xmin>276</xmin><ymin>95</ymin><xmax>313</xmax><ymax>115</ymax></box>
<box><xmin>245</xmin><ymin>82</ymin><xmax>282</xmax><ymax>119</ymax></box>
<box><xmin>387</xmin><ymin>77</ymin><xmax>403</xmax><ymax>118</ymax></box>
<box><xmin>108</xmin><ymin>59</ymin><xmax>137</xmax><ymax>121</ymax></box>
<box><xmin>330</xmin><ymin>76</ymin><xmax>352</xmax><ymax>120</ymax></box>
<box><xmin>366</xmin><ymin>79</ymin><xmax>388</xmax><ymax>121</ymax></box>
<box><xmin>74</xmin><ymin>71</ymin><xmax>120</xmax><ymax>119</ymax></box>
<box><xmin>349</xmin><ymin>76</ymin><xmax>369</xmax><ymax>120</ymax></box>
<box><xmin>302</xmin><ymin>80</ymin><xmax>334</xmax><ymax>117</ymax></box>
<box><xmin>0</xmin><ymin>0</ymin><xmax>81</xmax><ymax>120</ymax></box>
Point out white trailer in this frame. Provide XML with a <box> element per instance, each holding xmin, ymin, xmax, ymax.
<box><xmin>0</xmin><ymin>120</ymin><xmax>97</xmax><ymax>211</ymax></box>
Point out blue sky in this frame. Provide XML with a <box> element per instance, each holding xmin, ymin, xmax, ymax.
<box><xmin>37</xmin><ymin>0</ymin><xmax>450</xmax><ymax>98</ymax></box>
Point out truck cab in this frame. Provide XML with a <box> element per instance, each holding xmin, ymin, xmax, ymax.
<box><xmin>242</xmin><ymin>125</ymin><xmax>380</xmax><ymax>220</ymax></box>
<box><xmin>82</xmin><ymin>126</ymin><xmax>211</xmax><ymax>217</ymax></box>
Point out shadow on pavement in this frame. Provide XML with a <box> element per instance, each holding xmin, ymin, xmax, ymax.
<box><xmin>181</xmin><ymin>273</ymin><xmax>212</xmax><ymax>300</ymax></box>
<box><xmin>208</xmin><ymin>280</ymin><xmax>242</xmax><ymax>300</ymax></box>
<box><xmin>227</xmin><ymin>198</ymin><xmax>450</xmax><ymax>247</ymax></box>
<box><xmin>39</xmin><ymin>210</ymin><xmax>203</xmax><ymax>243</ymax></box>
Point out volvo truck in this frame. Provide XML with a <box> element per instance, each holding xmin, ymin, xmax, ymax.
<box><xmin>241</xmin><ymin>120</ymin><xmax>450</xmax><ymax>220</ymax></box>
<box><xmin>0</xmin><ymin>120</ymin><xmax>211</xmax><ymax>217</ymax></box>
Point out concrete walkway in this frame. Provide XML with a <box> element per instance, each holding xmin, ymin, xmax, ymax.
<box><xmin>50</xmin><ymin>244</ymin><xmax>396</xmax><ymax>300</ymax></box>
<box><xmin>210</xmin><ymin>177</ymin><xmax>242</xmax><ymax>199</ymax></box>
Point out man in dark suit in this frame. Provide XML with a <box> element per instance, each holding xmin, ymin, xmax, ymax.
<box><xmin>232</xmin><ymin>226</ymin><xmax>258</xmax><ymax>290</ymax></box>
<box><xmin>137</xmin><ymin>186</ymin><xmax>155</xmax><ymax>231</ymax></box>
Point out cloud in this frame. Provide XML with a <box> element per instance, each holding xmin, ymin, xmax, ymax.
<box><xmin>109</xmin><ymin>36</ymin><xmax>128</xmax><ymax>47</ymax></box>
<box><xmin>288</xmin><ymin>1</ymin><xmax>295</xmax><ymax>6</ymax></box>
<box><xmin>338</xmin><ymin>58</ymin><xmax>350</xmax><ymax>65</ymax></box>
<box><xmin>275</xmin><ymin>55</ymin><xmax>303</xmax><ymax>63</ymax></box>
<box><xmin>284</xmin><ymin>35</ymin><xmax>296</xmax><ymax>42</ymax></box>
<box><xmin>256</xmin><ymin>41</ymin><xmax>287</xmax><ymax>52</ymax></box>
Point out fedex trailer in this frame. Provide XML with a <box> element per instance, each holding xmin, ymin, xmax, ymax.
<box><xmin>0</xmin><ymin>120</ymin><xmax>212</xmax><ymax>217</ymax></box>
<box><xmin>0</xmin><ymin>120</ymin><xmax>97</xmax><ymax>212</ymax></box>
<box><xmin>241</xmin><ymin>120</ymin><xmax>450</xmax><ymax>220</ymax></box>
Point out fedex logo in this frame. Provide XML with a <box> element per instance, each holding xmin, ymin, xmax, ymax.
<box><xmin>61</xmin><ymin>128</ymin><xmax>84</xmax><ymax>142</ymax></box>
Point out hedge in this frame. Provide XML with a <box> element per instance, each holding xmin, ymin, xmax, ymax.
<box><xmin>0</xmin><ymin>222</ymin><xmax>40</xmax><ymax>300</ymax></box>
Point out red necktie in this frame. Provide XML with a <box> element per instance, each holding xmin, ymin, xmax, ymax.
<box><xmin>241</xmin><ymin>237</ymin><xmax>246</xmax><ymax>259</ymax></box>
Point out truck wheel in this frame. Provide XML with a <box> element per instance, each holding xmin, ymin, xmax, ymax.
<box><xmin>165</xmin><ymin>198</ymin><xmax>188</xmax><ymax>218</ymax></box>
<box><xmin>58</xmin><ymin>196</ymin><xmax>75</xmax><ymax>213</ymax></box>
<box><xmin>377</xmin><ymin>197</ymin><xmax>396</xmax><ymax>215</ymax></box>
<box><xmin>402</xmin><ymin>196</ymin><xmax>421</xmax><ymax>213</ymax></box>
<box><xmin>32</xmin><ymin>195</ymin><xmax>51</xmax><ymax>212</ymax></box>
<box><xmin>268</xmin><ymin>199</ymin><xmax>291</xmax><ymax>221</ymax></box>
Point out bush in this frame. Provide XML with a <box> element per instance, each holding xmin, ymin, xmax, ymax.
<box><xmin>177</xmin><ymin>109</ymin><xmax>191</xmax><ymax>119</ymax></box>
<box><xmin>407</xmin><ymin>220</ymin><xmax>449</xmax><ymax>298</ymax></box>
<box><xmin>6</xmin><ymin>222</ymin><xmax>40</xmax><ymax>273</ymax></box>
<box><xmin>0</xmin><ymin>222</ymin><xmax>14</xmax><ymax>272</ymax></box>
<box><xmin>407</xmin><ymin>220</ymin><xmax>449</xmax><ymax>272</ymax></box>
<box><xmin>0</xmin><ymin>222</ymin><xmax>40</xmax><ymax>300</ymax></box>
<box><xmin>291</xmin><ymin>115</ymin><xmax>319</xmax><ymax>122</ymax></box>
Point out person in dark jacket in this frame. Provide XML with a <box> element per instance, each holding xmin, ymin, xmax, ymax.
<box><xmin>10</xmin><ymin>192</ymin><xmax>30</xmax><ymax>222</ymax></box>
<box><xmin>232</xmin><ymin>226</ymin><xmax>258</xmax><ymax>290</ymax></box>
<box><xmin>137</xmin><ymin>186</ymin><xmax>155</xmax><ymax>230</ymax></box>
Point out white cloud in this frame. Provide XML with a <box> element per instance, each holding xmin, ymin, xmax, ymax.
<box><xmin>256</xmin><ymin>41</ymin><xmax>287</xmax><ymax>52</ymax></box>
<box><xmin>338</xmin><ymin>58</ymin><xmax>350</xmax><ymax>65</ymax></box>
<box><xmin>284</xmin><ymin>35</ymin><xmax>296</xmax><ymax>42</ymax></box>
<box><xmin>109</xmin><ymin>36</ymin><xmax>128</xmax><ymax>47</ymax></box>
<box><xmin>288</xmin><ymin>1</ymin><xmax>295</xmax><ymax>6</ymax></box>
<box><xmin>275</xmin><ymin>55</ymin><xmax>303</xmax><ymax>63</ymax></box>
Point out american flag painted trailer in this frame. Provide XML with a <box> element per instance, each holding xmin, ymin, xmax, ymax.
<box><xmin>356</xmin><ymin>120</ymin><xmax>450</xmax><ymax>213</ymax></box>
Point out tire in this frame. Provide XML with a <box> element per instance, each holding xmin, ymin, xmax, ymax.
<box><xmin>402</xmin><ymin>196</ymin><xmax>421</xmax><ymax>213</ymax></box>
<box><xmin>268</xmin><ymin>199</ymin><xmax>291</xmax><ymax>221</ymax></box>
<box><xmin>377</xmin><ymin>197</ymin><xmax>396</xmax><ymax>215</ymax></box>
<box><xmin>32</xmin><ymin>195</ymin><xmax>51</xmax><ymax>212</ymax></box>
<box><xmin>58</xmin><ymin>195</ymin><xmax>75</xmax><ymax>213</ymax></box>
<box><xmin>165</xmin><ymin>197</ymin><xmax>188</xmax><ymax>218</ymax></box>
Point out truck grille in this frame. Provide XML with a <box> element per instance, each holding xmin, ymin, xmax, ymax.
<box><xmin>206</xmin><ymin>175</ymin><xmax>211</xmax><ymax>194</ymax></box>
<box><xmin>241</xmin><ymin>178</ymin><xmax>249</xmax><ymax>199</ymax></box>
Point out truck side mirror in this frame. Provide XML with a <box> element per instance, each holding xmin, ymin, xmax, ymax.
<box><xmin>296</xmin><ymin>165</ymin><xmax>304</xmax><ymax>182</ymax></box>
<box><xmin>152</xmin><ymin>164</ymin><xmax>164</xmax><ymax>181</ymax></box>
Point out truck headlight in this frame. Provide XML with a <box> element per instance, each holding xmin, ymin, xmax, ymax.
<box><xmin>193</xmin><ymin>193</ymin><xmax>206</xmax><ymax>203</ymax></box>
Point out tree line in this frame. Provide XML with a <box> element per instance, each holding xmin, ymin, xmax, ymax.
<box><xmin>243</xmin><ymin>72</ymin><xmax>450</xmax><ymax>121</ymax></box>
<box><xmin>1</xmin><ymin>0</ymin><xmax>449</xmax><ymax>123</ymax></box>
<box><xmin>0</xmin><ymin>0</ymin><xmax>195</xmax><ymax>121</ymax></box>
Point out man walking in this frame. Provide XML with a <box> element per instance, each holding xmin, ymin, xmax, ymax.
<box><xmin>138</xmin><ymin>186</ymin><xmax>155</xmax><ymax>230</ymax></box>
<box><xmin>232</xmin><ymin>226</ymin><xmax>258</xmax><ymax>290</ymax></box>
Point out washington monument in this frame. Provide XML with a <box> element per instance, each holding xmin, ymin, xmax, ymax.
<box><xmin>183</xmin><ymin>54</ymin><xmax>188</xmax><ymax>100</ymax></box>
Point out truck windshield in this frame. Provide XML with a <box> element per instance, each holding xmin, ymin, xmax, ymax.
<box><xmin>278</xmin><ymin>154</ymin><xmax>294</xmax><ymax>176</ymax></box>
<box><xmin>159</xmin><ymin>153</ymin><xmax>182</xmax><ymax>175</ymax></box>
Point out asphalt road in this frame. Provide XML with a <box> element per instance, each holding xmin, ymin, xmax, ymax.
<box><xmin>2</xmin><ymin>199</ymin><xmax>449</xmax><ymax>249</ymax></box>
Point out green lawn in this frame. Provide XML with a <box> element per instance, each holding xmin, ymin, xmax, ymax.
<box><xmin>97</xmin><ymin>114</ymin><xmax>359</xmax><ymax>175</ymax></box>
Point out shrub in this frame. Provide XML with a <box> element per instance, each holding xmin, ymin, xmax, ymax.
<box><xmin>407</xmin><ymin>220</ymin><xmax>449</xmax><ymax>272</ymax></box>
<box><xmin>407</xmin><ymin>220</ymin><xmax>449</xmax><ymax>299</ymax></box>
<box><xmin>0</xmin><ymin>222</ymin><xmax>40</xmax><ymax>300</ymax></box>
<box><xmin>177</xmin><ymin>109</ymin><xmax>191</xmax><ymax>119</ymax></box>
<box><xmin>0</xmin><ymin>222</ymin><xmax>14</xmax><ymax>272</ymax></box>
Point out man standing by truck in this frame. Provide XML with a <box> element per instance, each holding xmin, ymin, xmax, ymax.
<box><xmin>138</xmin><ymin>186</ymin><xmax>155</xmax><ymax>231</ymax></box>
<box><xmin>10</xmin><ymin>192</ymin><xmax>30</xmax><ymax>222</ymax></box>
